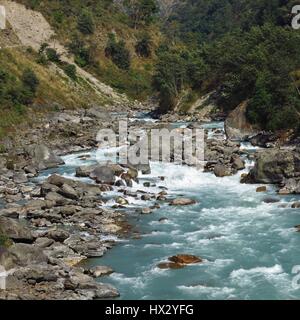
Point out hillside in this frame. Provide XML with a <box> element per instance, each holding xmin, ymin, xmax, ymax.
<box><xmin>0</xmin><ymin>0</ymin><xmax>162</xmax><ymax>140</ymax></box>
<box><xmin>13</xmin><ymin>0</ymin><xmax>164</xmax><ymax>100</ymax></box>
<box><xmin>153</xmin><ymin>0</ymin><xmax>300</xmax><ymax>132</ymax></box>
<box><xmin>1</xmin><ymin>0</ymin><xmax>300</xmax><ymax>137</ymax></box>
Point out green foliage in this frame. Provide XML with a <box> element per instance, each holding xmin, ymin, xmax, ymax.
<box><xmin>0</xmin><ymin>65</ymin><xmax>39</xmax><ymax>112</ymax></box>
<box><xmin>135</xmin><ymin>33</ymin><xmax>152</xmax><ymax>57</ymax></box>
<box><xmin>22</xmin><ymin>68</ymin><xmax>39</xmax><ymax>94</ymax></box>
<box><xmin>68</xmin><ymin>34</ymin><xmax>97</xmax><ymax>67</ymax></box>
<box><xmin>62</xmin><ymin>63</ymin><xmax>77</xmax><ymax>81</ymax></box>
<box><xmin>46</xmin><ymin>48</ymin><xmax>61</xmax><ymax>63</ymax></box>
<box><xmin>105</xmin><ymin>34</ymin><xmax>131</xmax><ymax>70</ymax></box>
<box><xmin>0</xmin><ymin>232</ymin><xmax>11</xmax><ymax>248</ymax></box>
<box><xmin>94</xmin><ymin>63</ymin><xmax>151</xmax><ymax>100</ymax></box>
<box><xmin>153</xmin><ymin>1</ymin><xmax>300</xmax><ymax>132</ymax></box>
<box><xmin>153</xmin><ymin>47</ymin><xmax>188</xmax><ymax>112</ymax></box>
<box><xmin>153</xmin><ymin>46</ymin><xmax>208</xmax><ymax>113</ymax></box>
<box><xmin>77</xmin><ymin>10</ymin><xmax>95</xmax><ymax>35</ymax></box>
<box><xmin>124</xmin><ymin>0</ymin><xmax>159</xmax><ymax>28</ymax></box>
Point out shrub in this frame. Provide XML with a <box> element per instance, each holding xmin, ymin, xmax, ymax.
<box><xmin>63</xmin><ymin>63</ymin><xmax>77</xmax><ymax>81</ymax></box>
<box><xmin>77</xmin><ymin>10</ymin><xmax>95</xmax><ymax>35</ymax></box>
<box><xmin>135</xmin><ymin>34</ymin><xmax>152</xmax><ymax>57</ymax></box>
<box><xmin>105</xmin><ymin>34</ymin><xmax>131</xmax><ymax>70</ymax></box>
<box><xmin>46</xmin><ymin>48</ymin><xmax>61</xmax><ymax>63</ymax></box>
<box><xmin>22</xmin><ymin>68</ymin><xmax>39</xmax><ymax>94</ymax></box>
<box><xmin>68</xmin><ymin>34</ymin><xmax>97</xmax><ymax>67</ymax></box>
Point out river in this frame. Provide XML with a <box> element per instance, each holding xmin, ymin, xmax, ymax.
<box><xmin>38</xmin><ymin>119</ymin><xmax>300</xmax><ymax>300</ymax></box>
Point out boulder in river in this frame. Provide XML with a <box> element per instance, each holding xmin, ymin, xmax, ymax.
<box><xmin>243</xmin><ymin>149</ymin><xmax>299</xmax><ymax>184</ymax></box>
<box><xmin>278</xmin><ymin>179</ymin><xmax>300</xmax><ymax>195</ymax></box>
<box><xmin>292</xmin><ymin>202</ymin><xmax>300</xmax><ymax>209</ymax></box>
<box><xmin>89</xmin><ymin>266</ymin><xmax>114</xmax><ymax>278</ymax></box>
<box><xmin>263</xmin><ymin>197</ymin><xmax>280</xmax><ymax>204</ymax></box>
<box><xmin>157</xmin><ymin>262</ymin><xmax>185</xmax><ymax>270</ymax></box>
<box><xmin>76</xmin><ymin>165</ymin><xmax>98</xmax><ymax>177</ymax></box>
<box><xmin>168</xmin><ymin>254</ymin><xmax>203</xmax><ymax>264</ymax></box>
<box><xmin>58</xmin><ymin>184</ymin><xmax>79</xmax><ymax>200</ymax></box>
<box><xmin>116</xmin><ymin>197</ymin><xmax>129</xmax><ymax>206</ymax></box>
<box><xmin>170</xmin><ymin>198</ymin><xmax>196</xmax><ymax>206</ymax></box>
<box><xmin>231</xmin><ymin>155</ymin><xmax>245</xmax><ymax>171</ymax></box>
<box><xmin>13</xmin><ymin>171</ymin><xmax>28</xmax><ymax>184</ymax></box>
<box><xmin>256</xmin><ymin>186</ymin><xmax>267</xmax><ymax>193</ymax></box>
<box><xmin>89</xmin><ymin>166</ymin><xmax>116</xmax><ymax>185</ymax></box>
<box><xmin>214</xmin><ymin>164</ymin><xmax>232</xmax><ymax>177</ymax></box>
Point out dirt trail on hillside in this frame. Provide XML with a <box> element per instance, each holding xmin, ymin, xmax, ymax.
<box><xmin>0</xmin><ymin>0</ymin><xmax>129</xmax><ymax>104</ymax></box>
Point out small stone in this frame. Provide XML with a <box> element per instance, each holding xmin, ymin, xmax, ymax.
<box><xmin>168</xmin><ymin>254</ymin><xmax>203</xmax><ymax>264</ymax></box>
<box><xmin>140</xmin><ymin>208</ymin><xmax>152</xmax><ymax>215</ymax></box>
<box><xmin>90</xmin><ymin>266</ymin><xmax>114</xmax><ymax>278</ymax></box>
<box><xmin>170</xmin><ymin>198</ymin><xmax>196</xmax><ymax>206</ymax></box>
<box><xmin>263</xmin><ymin>197</ymin><xmax>280</xmax><ymax>204</ymax></box>
<box><xmin>292</xmin><ymin>202</ymin><xmax>300</xmax><ymax>208</ymax></box>
<box><xmin>116</xmin><ymin>197</ymin><xmax>129</xmax><ymax>205</ymax></box>
<box><xmin>256</xmin><ymin>186</ymin><xmax>267</xmax><ymax>192</ymax></box>
<box><xmin>47</xmin><ymin>229</ymin><xmax>70</xmax><ymax>242</ymax></box>
<box><xmin>141</xmin><ymin>194</ymin><xmax>151</xmax><ymax>201</ymax></box>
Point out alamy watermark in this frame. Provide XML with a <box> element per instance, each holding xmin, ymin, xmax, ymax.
<box><xmin>0</xmin><ymin>265</ymin><xmax>7</xmax><ymax>290</ymax></box>
<box><xmin>0</xmin><ymin>5</ymin><xmax>6</xmax><ymax>30</ymax></box>
<box><xmin>96</xmin><ymin>120</ymin><xmax>205</xmax><ymax>168</ymax></box>
<box><xmin>292</xmin><ymin>5</ymin><xmax>300</xmax><ymax>29</ymax></box>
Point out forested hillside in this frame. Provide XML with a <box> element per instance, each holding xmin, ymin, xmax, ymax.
<box><xmin>154</xmin><ymin>0</ymin><xmax>300</xmax><ymax>131</ymax></box>
<box><xmin>1</xmin><ymin>0</ymin><xmax>300</xmax><ymax>135</ymax></box>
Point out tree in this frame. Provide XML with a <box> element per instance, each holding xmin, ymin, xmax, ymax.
<box><xmin>77</xmin><ymin>10</ymin><xmax>95</xmax><ymax>35</ymax></box>
<box><xmin>135</xmin><ymin>33</ymin><xmax>152</xmax><ymax>57</ymax></box>
<box><xmin>124</xmin><ymin>0</ymin><xmax>159</xmax><ymax>28</ymax></box>
<box><xmin>68</xmin><ymin>34</ymin><xmax>97</xmax><ymax>67</ymax></box>
<box><xmin>105</xmin><ymin>34</ymin><xmax>131</xmax><ymax>70</ymax></box>
<box><xmin>21</xmin><ymin>69</ymin><xmax>39</xmax><ymax>94</ymax></box>
<box><xmin>153</xmin><ymin>48</ymin><xmax>187</xmax><ymax>112</ymax></box>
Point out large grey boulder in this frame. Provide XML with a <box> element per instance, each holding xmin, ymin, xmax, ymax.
<box><xmin>214</xmin><ymin>164</ymin><xmax>232</xmax><ymax>177</ymax></box>
<box><xmin>225</xmin><ymin>101</ymin><xmax>259</xmax><ymax>141</ymax></box>
<box><xmin>244</xmin><ymin>149</ymin><xmax>299</xmax><ymax>184</ymax></box>
<box><xmin>76</xmin><ymin>165</ymin><xmax>98</xmax><ymax>177</ymax></box>
<box><xmin>25</xmin><ymin>144</ymin><xmax>64</xmax><ymax>170</ymax></box>
<box><xmin>0</xmin><ymin>244</ymin><xmax>48</xmax><ymax>270</ymax></box>
<box><xmin>13</xmin><ymin>171</ymin><xmax>28</xmax><ymax>184</ymax></box>
<box><xmin>0</xmin><ymin>217</ymin><xmax>34</xmax><ymax>243</ymax></box>
<box><xmin>89</xmin><ymin>166</ymin><xmax>116</xmax><ymax>185</ymax></box>
<box><xmin>58</xmin><ymin>184</ymin><xmax>79</xmax><ymax>200</ymax></box>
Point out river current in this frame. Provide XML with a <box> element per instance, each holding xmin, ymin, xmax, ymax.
<box><xmin>39</xmin><ymin>119</ymin><xmax>300</xmax><ymax>300</ymax></box>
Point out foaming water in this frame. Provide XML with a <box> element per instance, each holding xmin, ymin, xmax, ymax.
<box><xmin>53</xmin><ymin>121</ymin><xmax>300</xmax><ymax>300</ymax></box>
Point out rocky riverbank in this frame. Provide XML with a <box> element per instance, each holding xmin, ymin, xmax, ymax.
<box><xmin>0</xmin><ymin>105</ymin><xmax>214</xmax><ymax>300</ymax></box>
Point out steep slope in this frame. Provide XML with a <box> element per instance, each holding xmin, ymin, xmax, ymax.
<box><xmin>12</xmin><ymin>0</ymin><xmax>163</xmax><ymax>100</ymax></box>
<box><xmin>1</xmin><ymin>0</ymin><xmax>131</xmax><ymax>104</ymax></box>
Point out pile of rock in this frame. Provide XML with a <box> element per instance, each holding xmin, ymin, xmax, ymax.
<box><xmin>0</xmin><ymin>172</ymin><xmax>128</xmax><ymax>299</ymax></box>
<box><xmin>205</xmin><ymin>139</ymin><xmax>245</xmax><ymax>177</ymax></box>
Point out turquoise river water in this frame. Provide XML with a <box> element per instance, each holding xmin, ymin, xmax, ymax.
<box><xmin>39</xmin><ymin>121</ymin><xmax>300</xmax><ymax>300</ymax></box>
